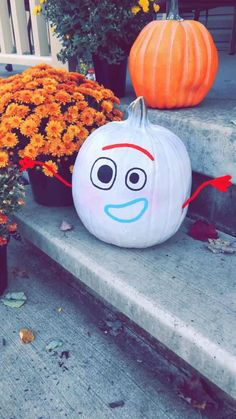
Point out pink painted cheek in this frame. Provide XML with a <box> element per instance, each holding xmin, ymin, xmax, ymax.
<box><xmin>79</xmin><ymin>189</ymin><xmax>106</xmax><ymax>213</ymax></box>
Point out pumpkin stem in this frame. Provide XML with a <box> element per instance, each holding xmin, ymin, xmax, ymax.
<box><xmin>127</xmin><ymin>96</ymin><xmax>149</xmax><ymax>128</ymax></box>
<box><xmin>167</xmin><ymin>0</ymin><xmax>183</xmax><ymax>21</ymax></box>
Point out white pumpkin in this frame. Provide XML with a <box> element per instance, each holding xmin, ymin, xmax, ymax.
<box><xmin>72</xmin><ymin>97</ymin><xmax>192</xmax><ymax>248</ymax></box>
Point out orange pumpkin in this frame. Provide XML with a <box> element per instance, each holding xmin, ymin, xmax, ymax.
<box><xmin>129</xmin><ymin>0</ymin><xmax>218</xmax><ymax>109</ymax></box>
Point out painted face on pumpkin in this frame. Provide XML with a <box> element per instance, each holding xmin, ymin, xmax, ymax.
<box><xmin>72</xmin><ymin>97</ymin><xmax>191</xmax><ymax>248</ymax></box>
<box><xmin>89</xmin><ymin>143</ymin><xmax>153</xmax><ymax>223</ymax></box>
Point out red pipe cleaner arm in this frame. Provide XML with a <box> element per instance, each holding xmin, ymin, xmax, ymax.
<box><xmin>182</xmin><ymin>175</ymin><xmax>232</xmax><ymax>209</ymax></box>
<box><xmin>19</xmin><ymin>157</ymin><xmax>72</xmax><ymax>188</ymax></box>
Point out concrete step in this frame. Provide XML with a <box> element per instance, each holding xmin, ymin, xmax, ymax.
<box><xmin>15</xmin><ymin>189</ymin><xmax>236</xmax><ymax>403</ymax></box>
<box><xmin>4</xmin><ymin>239</ymin><xmax>206</xmax><ymax>419</ymax></box>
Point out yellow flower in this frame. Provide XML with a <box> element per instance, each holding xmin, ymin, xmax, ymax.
<box><xmin>22</xmin><ymin>144</ymin><xmax>38</xmax><ymax>159</ymax></box>
<box><xmin>3</xmin><ymin>133</ymin><xmax>18</xmax><ymax>148</ymax></box>
<box><xmin>49</xmin><ymin>142</ymin><xmax>66</xmax><ymax>157</ymax></box>
<box><xmin>63</xmin><ymin>142</ymin><xmax>77</xmax><ymax>156</ymax></box>
<box><xmin>131</xmin><ymin>6</ymin><xmax>141</xmax><ymax>15</ymax></box>
<box><xmin>6</xmin><ymin>104</ymin><xmax>29</xmax><ymax>118</ymax></box>
<box><xmin>80</xmin><ymin>109</ymin><xmax>94</xmax><ymax>126</ymax></box>
<box><xmin>0</xmin><ymin>151</ymin><xmax>8</xmax><ymax>168</ymax></box>
<box><xmin>20</xmin><ymin>119</ymin><xmax>39</xmax><ymax>137</ymax></box>
<box><xmin>153</xmin><ymin>3</ymin><xmax>160</xmax><ymax>12</ymax></box>
<box><xmin>30</xmin><ymin>133</ymin><xmax>45</xmax><ymax>148</ymax></box>
<box><xmin>78</xmin><ymin>127</ymin><xmax>89</xmax><ymax>141</ymax></box>
<box><xmin>33</xmin><ymin>5</ymin><xmax>42</xmax><ymax>16</ymax></box>
<box><xmin>42</xmin><ymin>160</ymin><xmax>58</xmax><ymax>177</ymax></box>
<box><xmin>54</xmin><ymin>91</ymin><xmax>71</xmax><ymax>104</ymax></box>
<box><xmin>138</xmin><ymin>0</ymin><xmax>149</xmax><ymax>12</ymax></box>
<box><xmin>39</xmin><ymin>0</ymin><xmax>47</xmax><ymax>4</ymax></box>
<box><xmin>5</xmin><ymin>116</ymin><xmax>22</xmax><ymax>129</ymax></box>
<box><xmin>101</xmin><ymin>100</ymin><xmax>113</xmax><ymax>113</ymax></box>
<box><xmin>46</xmin><ymin>120</ymin><xmax>64</xmax><ymax>138</ymax></box>
<box><xmin>95</xmin><ymin>112</ymin><xmax>106</xmax><ymax>126</ymax></box>
<box><xmin>31</xmin><ymin>92</ymin><xmax>45</xmax><ymax>105</ymax></box>
<box><xmin>66</xmin><ymin>125</ymin><xmax>81</xmax><ymax>139</ymax></box>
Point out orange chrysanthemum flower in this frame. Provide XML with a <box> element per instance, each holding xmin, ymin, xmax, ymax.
<box><xmin>80</xmin><ymin>109</ymin><xmax>94</xmax><ymax>126</ymax></box>
<box><xmin>5</xmin><ymin>116</ymin><xmax>22</xmax><ymax>129</ymax></box>
<box><xmin>20</xmin><ymin>119</ymin><xmax>39</xmax><ymax>137</ymax></box>
<box><xmin>78</xmin><ymin>127</ymin><xmax>89</xmax><ymax>141</ymax></box>
<box><xmin>101</xmin><ymin>100</ymin><xmax>113</xmax><ymax>113</ymax></box>
<box><xmin>46</xmin><ymin>120</ymin><xmax>64</xmax><ymax>138</ymax></box>
<box><xmin>95</xmin><ymin>112</ymin><xmax>106</xmax><ymax>126</ymax></box>
<box><xmin>0</xmin><ymin>151</ymin><xmax>9</xmax><ymax>168</ymax></box>
<box><xmin>29</xmin><ymin>133</ymin><xmax>45</xmax><ymax>148</ymax></box>
<box><xmin>42</xmin><ymin>160</ymin><xmax>58</xmax><ymax>177</ymax></box>
<box><xmin>3</xmin><ymin>133</ymin><xmax>19</xmax><ymax>148</ymax></box>
<box><xmin>54</xmin><ymin>91</ymin><xmax>71</xmax><ymax>104</ymax></box>
<box><xmin>31</xmin><ymin>93</ymin><xmax>45</xmax><ymax>105</ymax></box>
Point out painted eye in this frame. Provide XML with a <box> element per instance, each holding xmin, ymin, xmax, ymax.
<box><xmin>125</xmin><ymin>168</ymin><xmax>147</xmax><ymax>191</ymax></box>
<box><xmin>90</xmin><ymin>157</ymin><xmax>117</xmax><ymax>190</ymax></box>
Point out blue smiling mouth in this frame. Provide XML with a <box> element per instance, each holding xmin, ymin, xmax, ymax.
<box><xmin>104</xmin><ymin>198</ymin><xmax>148</xmax><ymax>223</ymax></box>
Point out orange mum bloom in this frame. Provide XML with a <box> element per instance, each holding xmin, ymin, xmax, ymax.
<box><xmin>54</xmin><ymin>91</ymin><xmax>71</xmax><ymax>104</ymax></box>
<box><xmin>80</xmin><ymin>109</ymin><xmax>94</xmax><ymax>126</ymax></box>
<box><xmin>0</xmin><ymin>151</ymin><xmax>9</xmax><ymax>168</ymax></box>
<box><xmin>20</xmin><ymin>119</ymin><xmax>39</xmax><ymax>137</ymax></box>
<box><xmin>95</xmin><ymin>112</ymin><xmax>106</xmax><ymax>126</ymax></box>
<box><xmin>42</xmin><ymin>160</ymin><xmax>58</xmax><ymax>177</ymax></box>
<box><xmin>31</xmin><ymin>93</ymin><xmax>45</xmax><ymax>105</ymax></box>
<box><xmin>3</xmin><ymin>133</ymin><xmax>19</xmax><ymax>148</ymax></box>
<box><xmin>101</xmin><ymin>100</ymin><xmax>113</xmax><ymax>113</ymax></box>
<box><xmin>46</xmin><ymin>120</ymin><xmax>64</xmax><ymax>138</ymax></box>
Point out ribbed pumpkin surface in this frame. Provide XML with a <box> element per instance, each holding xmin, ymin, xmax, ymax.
<box><xmin>129</xmin><ymin>20</ymin><xmax>218</xmax><ymax>109</ymax></box>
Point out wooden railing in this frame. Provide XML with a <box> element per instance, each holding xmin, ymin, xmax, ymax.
<box><xmin>0</xmin><ymin>0</ymin><xmax>68</xmax><ymax>68</ymax></box>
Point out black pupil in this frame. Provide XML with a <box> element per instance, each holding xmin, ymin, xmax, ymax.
<box><xmin>97</xmin><ymin>165</ymin><xmax>113</xmax><ymax>183</ymax></box>
<box><xmin>129</xmin><ymin>172</ymin><xmax>140</xmax><ymax>184</ymax></box>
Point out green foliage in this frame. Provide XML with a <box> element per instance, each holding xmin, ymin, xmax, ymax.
<box><xmin>43</xmin><ymin>0</ymin><xmax>156</xmax><ymax>65</ymax></box>
<box><xmin>0</xmin><ymin>165</ymin><xmax>25</xmax><ymax>243</ymax></box>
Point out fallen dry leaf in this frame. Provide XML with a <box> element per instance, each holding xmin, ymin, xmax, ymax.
<box><xmin>60</xmin><ymin>221</ymin><xmax>73</xmax><ymax>232</ymax></box>
<box><xmin>188</xmin><ymin>220</ymin><xmax>218</xmax><ymax>241</ymax></box>
<box><xmin>193</xmin><ymin>401</ymin><xmax>207</xmax><ymax>410</ymax></box>
<box><xmin>206</xmin><ymin>238</ymin><xmax>236</xmax><ymax>254</ymax></box>
<box><xmin>19</xmin><ymin>328</ymin><xmax>35</xmax><ymax>344</ymax></box>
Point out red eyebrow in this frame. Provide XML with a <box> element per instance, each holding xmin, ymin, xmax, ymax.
<box><xmin>102</xmin><ymin>143</ymin><xmax>154</xmax><ymax>161</ymax></box>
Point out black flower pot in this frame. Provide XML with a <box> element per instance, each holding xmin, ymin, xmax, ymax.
<box><xmin>0</xmin><ymin>244</ymin><xmax>8</xmax><ymax>296</ymax></box>
<box><xmin>93</xmin><ymin>55</ymin><xmax>127</xmax><ymax>98</ymax></box>
<box><xmin>28</xmin><ymin>161</ymin><xmax>73</xmax><ymax>207</ymax></box>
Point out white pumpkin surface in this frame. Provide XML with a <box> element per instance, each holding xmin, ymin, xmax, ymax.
<box><xmin>72</xmin><ymin>97</ymin><xmax>192</xmax><ymax>248</ymax></box>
